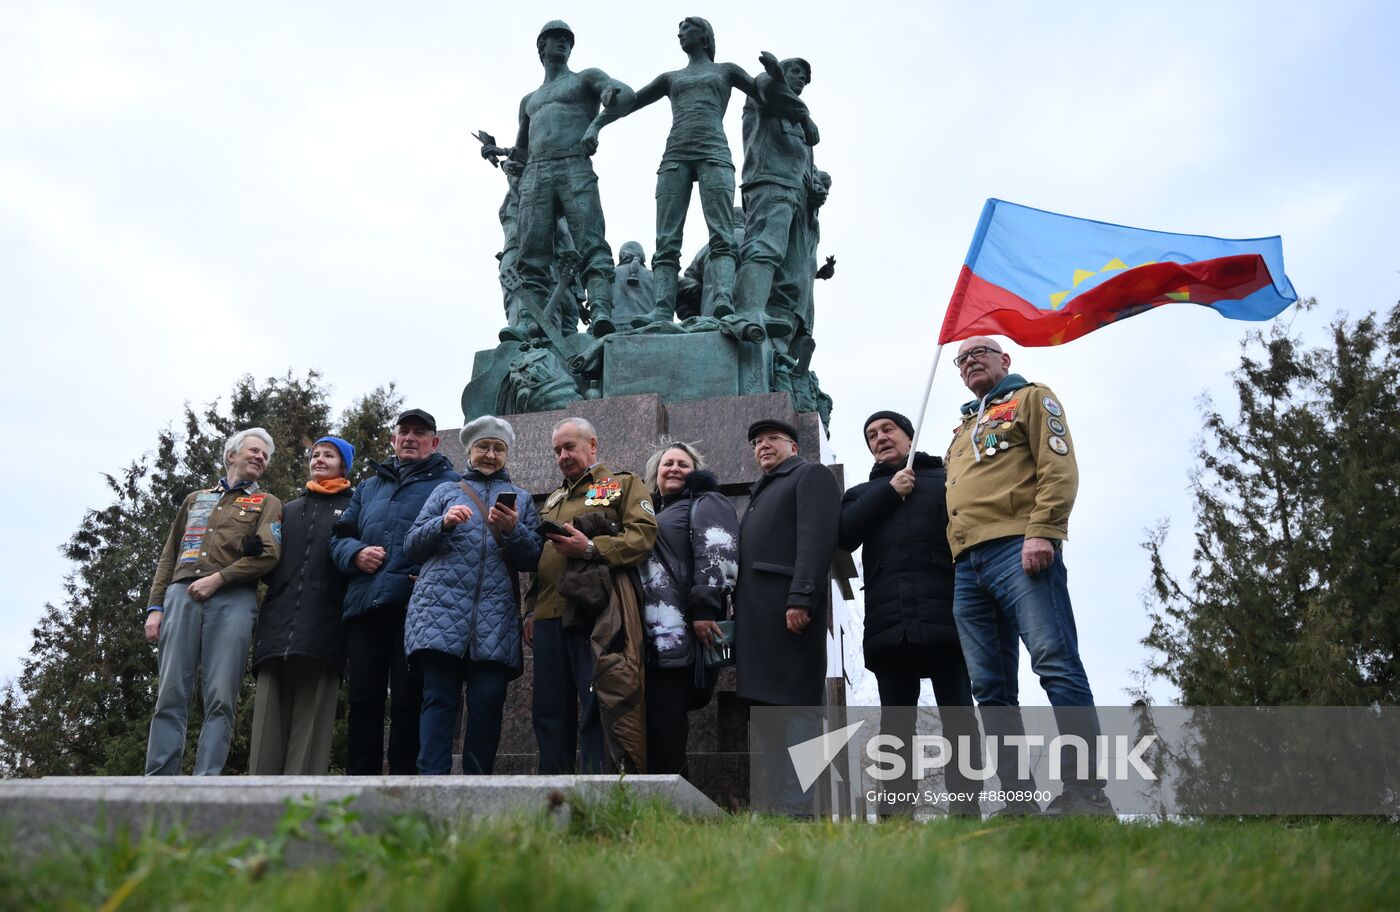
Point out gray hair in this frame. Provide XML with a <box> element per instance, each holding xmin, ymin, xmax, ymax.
<box><xmin>223</xmin><ymin>427</ymin><xmax>275</xmax><ymax>466</ymax></box>
<box><xmin>552</xmin><ymin>416</ymin><xmax>597</xmax><ymax>440</ymax></box>
<box><xmin>643</xmin><ymin>438</ymin><xmax>706</xmax><ymax>492</ymax></box>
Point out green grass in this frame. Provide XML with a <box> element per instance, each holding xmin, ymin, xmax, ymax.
<box><xmin>2</xmin><ymin>791</ymin><xmax>1397</xmax><ymax>911</ymax></box>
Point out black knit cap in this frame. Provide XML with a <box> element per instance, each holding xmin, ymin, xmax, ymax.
<box><xmin>863</xmin><ymin>410</ymin><xmax>915</xmax><ymax>439</ymax></box>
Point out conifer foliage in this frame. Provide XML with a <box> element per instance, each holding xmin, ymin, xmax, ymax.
<box><xmin>1143</xmin><ymin>301</ymin><xmax>1400</xmax><ymax>705</ymax></box>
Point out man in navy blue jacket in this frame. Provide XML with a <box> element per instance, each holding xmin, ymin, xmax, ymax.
<box><xmin>332</xmin><ymin>409</ymin><xmax>460</xmax><ymax>774</ymax></box>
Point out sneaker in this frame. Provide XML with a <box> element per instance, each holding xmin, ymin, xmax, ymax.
<box><xmin>1045</xmin><ymin>789</ymin><xmax>1116</xmax><ymax>818</ymax></box>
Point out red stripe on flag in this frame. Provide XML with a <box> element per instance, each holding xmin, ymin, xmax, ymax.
<box><xmin>939</xmin><ymin>254</ymin><xmax>1274</xmax><ymax>346</ymax></box>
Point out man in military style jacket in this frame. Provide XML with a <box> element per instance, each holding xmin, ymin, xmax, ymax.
<box><xmin>527</xmin><ymin>416</ymin><xmax>656</xmax><ymax>772</ymax></box>
<box><xmin>144</xmin><ymin>427</ymin><xmax>282</xmax><ymax>776</ymax></box>
<box><xmin>945</xmin><ymin>336</ymin><xmax>1112</xmax><ymax>816</ymax></box>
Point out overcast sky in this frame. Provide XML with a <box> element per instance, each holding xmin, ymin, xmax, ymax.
<box><xmin>3</xmin><ymin>2</ymin><xmax>1397</xmax><ymax>707</ymax></box>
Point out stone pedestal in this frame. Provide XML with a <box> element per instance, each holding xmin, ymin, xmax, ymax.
<box><xmin>461</xmin><ymin>330</ymin><xmax>778</xmax><ymax>426</ymax></box>
<box><xmin>440</xmin><ymin>391</ymin><xmax>853</xmax><ymax>806</ymax></box>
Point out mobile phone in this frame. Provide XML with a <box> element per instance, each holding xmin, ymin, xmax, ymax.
<box><xmin>495</xmin><ymin>491</ymin><xmax>518</xmax><ymax>510</ymax></box>
<box><xmin>537</xmin><ymin>519</ymin><xmax>571</xmax><ymax>538</ymax></box>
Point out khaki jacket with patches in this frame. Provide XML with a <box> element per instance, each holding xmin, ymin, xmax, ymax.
<box><xmin>944</xmin><ymin>382</ymin><xmax>1078</xmax><ymax>560</ymax></box>
<box><xmin>526</xmin><ymin>463</ymin><xmax>658</xmax><ymax>621</ymax></box>
<box><xmin>147</xmin><ymin>483</ymin><xmax>283</xmax><ymax>608</ymax></box>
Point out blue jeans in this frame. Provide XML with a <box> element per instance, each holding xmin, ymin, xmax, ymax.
<box><xmin>953</xmin><ymin>536</ymin><xmax>1104</xmax><ymax>794</ymax></box>
<box><xmin>416</xmin><ymin>651</ymin><xmax>512</xmax><ymax>775</ymax></box>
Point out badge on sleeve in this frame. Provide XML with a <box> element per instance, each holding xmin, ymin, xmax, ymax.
<box><xmin>1042</xmin><ymin>398</ymin><xmax>1063</xmax><ymax>417</ymax></box>
<box><xmin>1048</xmin><ymin>436</ymin><xmax>1069</xmax><ymax>455</ymax></box>
<box><xmin>1047</xmin><ymin>417</ymin><xmax>1067</xmax><ymax>435</ymax></box>
<box><xmin>641</xmin><ymin>499</ymin><xmax>655</xmax><ymax>515</ymax></box>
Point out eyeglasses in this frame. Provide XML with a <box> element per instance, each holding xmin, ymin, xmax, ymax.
<box><xmin>470</xmin><ymin>441</ymin><xmax>508</xmax><ymax>455</ymax></box>
<box><xmin>953</xmin><ymin>345</ymin><xmax>1003</xmax><ymax>368</ymax></box>
<box><xmin>750</xmin><ymin>433</ymin><xmax>794</xmax><ymax>449</ymax></box>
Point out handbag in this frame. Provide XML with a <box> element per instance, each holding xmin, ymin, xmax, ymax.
<box><xmin>700</xmin><ymin>614</ymin><xmax>735</xmax><ymax>670</ymax></box>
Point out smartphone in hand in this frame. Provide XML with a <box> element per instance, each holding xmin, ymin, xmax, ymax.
<box><xmin>495</xmin><ymin>491</ymin><xmax>518</xmax><ymax>510</ymax></box>
<box><xmin>537</xmin><ymin>519</ymin><xmax>570</xmax><ymax>538</ymax></box>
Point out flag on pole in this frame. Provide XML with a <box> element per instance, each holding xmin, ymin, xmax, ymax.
<box><xmin>939</xmin><ymin>199</ymin><xmax>1297</xmax><ymax>346</ymax></box>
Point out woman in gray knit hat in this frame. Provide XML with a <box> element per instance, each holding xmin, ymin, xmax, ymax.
<box><xmin>402</xmin><ymin>416</ymin><xmax>541</xmax><ymax>774</ymax></box>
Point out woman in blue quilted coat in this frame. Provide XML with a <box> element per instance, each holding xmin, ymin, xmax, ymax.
<box><xmin>403</xmin><ymin>416</ymin><xmax>541</xmax><ymax>774</ymax></box>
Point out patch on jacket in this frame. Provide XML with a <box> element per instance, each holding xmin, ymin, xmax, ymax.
<box><xmin>545</xmin><ymin>489</ymin><xmax>566</xmax><ymax>510</ymax></box>
<box><xmin>178</xmin><ymin>493</ymin><xmax>220</xmax><ymax>564</ymax></box>
<box><xmin>235</xmin><ymin>494</ymin><xmax>268</xmax><ymax>506</ymax></box>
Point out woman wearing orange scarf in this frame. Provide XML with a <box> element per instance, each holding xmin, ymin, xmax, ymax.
<box><xmin>249</xmin><ymin>436</ymin><xmax>356</xmax><ymax>774</ymax></box>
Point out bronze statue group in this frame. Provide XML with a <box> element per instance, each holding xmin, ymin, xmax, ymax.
<box><xmin>476</xmin><ymin>19</ymin><xmax>834</xmax><ymax>423</ymax></box>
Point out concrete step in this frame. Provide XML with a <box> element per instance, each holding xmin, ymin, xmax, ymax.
<box><xmin>0</xmin><ymin>774</ymin><xmax>719</xmax><ymax>852</ymax></box>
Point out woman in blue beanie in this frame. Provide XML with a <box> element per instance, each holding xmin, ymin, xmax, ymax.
<box><xmin>249</xmin><ymin>435</ymin><xmax>356</xmax><ymax>774</ymax></box>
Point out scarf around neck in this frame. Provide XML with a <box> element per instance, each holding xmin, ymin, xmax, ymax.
<box><xmin>307</xmin><ymin>477</ymin><xmax>351</xmax><ymax>495</ymax></box>
<box><xmin>960</xmin><ymin>373</ymin><xmax>1032</xmax><ymax>416</ymax></box>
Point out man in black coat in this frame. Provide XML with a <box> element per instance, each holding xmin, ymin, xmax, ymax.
<box><xmin>736</xmin><ymin>418</ymin><xmax>840</xmax><ymax>813</ymax></box>
<box><xmin>840</xmin><ymin>410</ymin><xmax>982</xmax><ymax>816</ymax></box>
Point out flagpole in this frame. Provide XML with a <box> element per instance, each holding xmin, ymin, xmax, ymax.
<box><xmin>905</xmin><ymin>343</ymin><xmax>945</xmax><ymax>470</ymax></box>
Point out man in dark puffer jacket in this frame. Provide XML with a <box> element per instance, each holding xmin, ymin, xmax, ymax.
<box><xmin>840</xmin><ymin>410</ymin><xmax>982</xmax><ymax>816</ymax></box>
<box><xmin>331</xmin><ymin>409</ymin><xmax>460</xmax><ymax>775</ymax></box>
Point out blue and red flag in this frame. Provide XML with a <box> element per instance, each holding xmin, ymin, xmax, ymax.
<box><xmin>939</xmin><ymin>199</ymin><xmax>1297</xmax><ymax>346</ymax></box>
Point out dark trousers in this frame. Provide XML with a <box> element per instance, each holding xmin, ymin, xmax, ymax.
<box><xmin>745</xmin><ymin>699</ymin><xmax>821</xmax><ymax>816</ymax></box>
<box><xmin>531</xmin><ymin>617</ymin><xmax>603</xmax><ymax>773</ymax></box>
<box><xmin>871</xmin><ymin>636</ymin><xmax>984</xmax><ymax>810</ymax></box>
<box><xmin>645</xmin><ymin>663</ymin><xmax>693</xmax><ymax>775</ymax></box>
<box><xmin>345</xmin><ymin>607</ymin><xmax>421</xmax><ymax>775</ymax></box>
<box><xmin>416</xmin><ymin>650</ymin><xmax>512</xmax><ymax>775</ymax></box>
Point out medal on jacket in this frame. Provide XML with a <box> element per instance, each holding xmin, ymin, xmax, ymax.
<box><xmin>585</xmin><ymin>477</ymin><xmax>622</xmax><ymax>506</ymax></box>
<box><xmin>984</xmin><ymin>433</ymin><xmax>998</xmax><ymax>457</ymax></box>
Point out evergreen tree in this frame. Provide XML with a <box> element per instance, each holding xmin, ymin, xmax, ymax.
<box><xmin>0</xmin><ymin>372</ymin><xmax>399</xmax><ymax>776</ymax></box>
<box><xmin>335</xmin><ymin>384</ymin><xmax>402</xmax><ymax>483</ymax></box>
<box><xmin>1142</xmin><ymin>300</ymin><xmax>1400</xmax><ymax>705</ymax></box>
